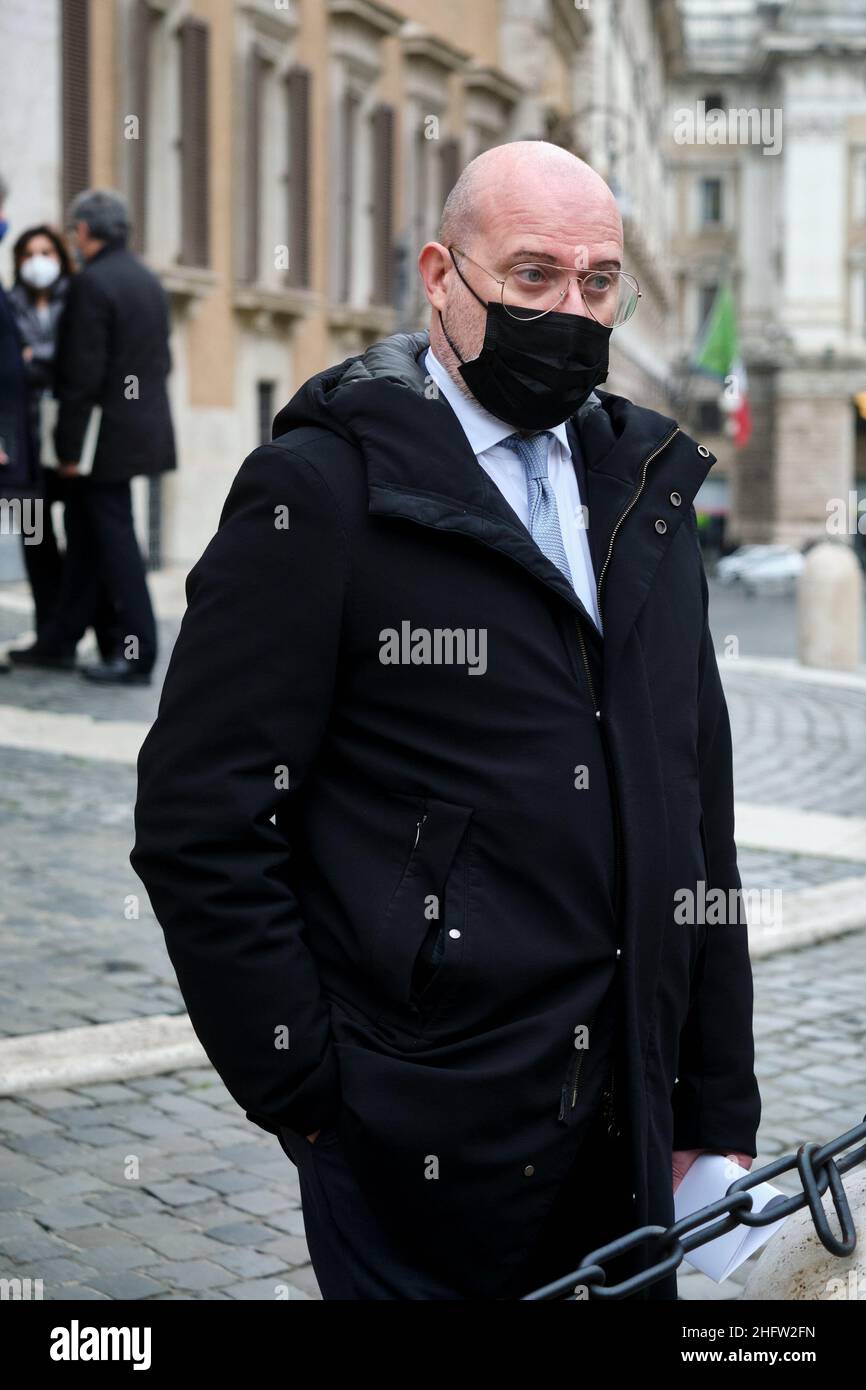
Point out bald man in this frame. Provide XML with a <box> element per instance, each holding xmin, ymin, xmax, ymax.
<box><xmin>132</xmin><ymin>142</ymin><xmax>761</xmax><ymax>1301</ymax></box>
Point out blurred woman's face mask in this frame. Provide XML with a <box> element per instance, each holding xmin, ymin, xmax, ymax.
<box><xmin>20</xmin><ymin>253</ymin><xmax>61</xmax><ymax>290</ymax></box>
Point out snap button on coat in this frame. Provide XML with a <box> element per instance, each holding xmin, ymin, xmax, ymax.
<box><xmin>654</xmin><ymin>518</ymin><xmax>667</xmax><ymax>534</ymax></box>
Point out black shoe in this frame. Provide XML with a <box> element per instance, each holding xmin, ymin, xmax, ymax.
<box><xmin>80</xmin><ymin>657</ymin><xmax>152</xmax><ymax>686</ymax></box>
<box><xmin>8</xmin><ymin>644</ymin><xmax>77</xmax><ymax>671</ymax></box>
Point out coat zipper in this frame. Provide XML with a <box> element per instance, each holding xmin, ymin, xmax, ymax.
<box><xmin>560</xmin><ymin>428</ymin><xmax>679</xmax><ymax>1121</ymax></box>
<box><xmin>595</xmin><ymin>425</ymin><xmax>680</xmax><ymax>617</ymax></box>
<box><xmin>412</xmin><ymin>811</ymin><xmax>428</xmax><ymax>850</ymax></box>
<box><xmin>579</xmin><ymin>423</ymin><xmax>679</xmax><ymax>897</ymax></box>
<box><xmin>576</xmin><ymin>618</ymin><xmax>599</xmax><ymax>720</ymax></box>
<box><xmin>574</xmin><ymin>426</ymin><xmax>679</xmax><ymax>717</ymax></box>
<box><xmin>559</xmin><ymin>1021</ymin><xmax>593</xmax><ymax>1119</ymax></box>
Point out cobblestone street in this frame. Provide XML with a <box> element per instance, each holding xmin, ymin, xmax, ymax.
<box><xmin>1</xmin><ymin>576</ymin><xmax>865</xmax><ymax>1300</ymax></box>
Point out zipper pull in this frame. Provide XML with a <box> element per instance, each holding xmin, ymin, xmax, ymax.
<box><xmin>413</xmin><ymin>812</ymin><xmax>428</xmax><ymax>850</ymax></box>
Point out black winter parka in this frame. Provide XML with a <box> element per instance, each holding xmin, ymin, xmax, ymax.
<box><xmin>131</xmin><ymin>330</ymin><xmax>761</xmax><ymax>1300</ymax></box>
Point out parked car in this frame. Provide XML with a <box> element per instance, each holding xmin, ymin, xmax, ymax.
<box><xmin>716</xmin><ymin>544</ymin><xmax>804</xmax><ymax>595</ymax></box>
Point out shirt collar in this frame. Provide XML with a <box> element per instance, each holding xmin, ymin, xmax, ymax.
<box><xmin>424</xmin><ymin>346</ymin><xmax>571</xmax><ymax>459</ymax></box>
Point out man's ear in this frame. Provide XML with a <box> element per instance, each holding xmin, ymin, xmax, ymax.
<box><xmin>418</xmin><ymin>242</ymin><xmax>451</xmax><ymax>313</ymax></box>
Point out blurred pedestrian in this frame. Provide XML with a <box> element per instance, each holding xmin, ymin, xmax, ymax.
<box><xmin>0</xmin><ymin>176</ymin><xmax>40</xmax><ymax>566</ymax></box>
<box><xmin>11</xmin><ymin>188</ymin><xmax>176</xmax><ymax>685</ymax></box>
<box><xmin>7</xmin><ymin>223</ymin><xmax>120</xmax><ymax>663</ymax></box>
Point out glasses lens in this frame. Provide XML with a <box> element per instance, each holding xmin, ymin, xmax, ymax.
<box><xmin>502</xmin><ymin>264</ymin><xmax>569</xmax><ymax>319</ymax></box>
<box><xmin>503</xmin><ymin>266</ymin><xmax>640</xmax><ymax>326</ymax></box>
<box><xmin>580</xmin><ymin>271</ymin><xmax>640</xmax><ymax>327</ymax></box>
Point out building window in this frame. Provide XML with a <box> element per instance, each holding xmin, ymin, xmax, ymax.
<box><xmin>240</xmin><ymin>54</ymin><xmax>312</xmax><ymax>290</ymax></box>
<box><xmin>700</xmin><ymin>177</ymin><xmax>723</xmax><ymax>226</ymax></box>
<box><xmin>336</xmin><ymin>87</ymin><xmax>362</xmax><ymax>304</ymax></box>
<box><xmin>178</xmin><ymin>17</ymin><xmax>210</xmax><ymax>268</ymax></box>
<box><xmin>257</xmin><ymin>380</ymin><xmax>276</xmax><ymax>447</ymax></box>
<box><xmin>125</xmin><ymin>0</ymin><xmax>153</xmax><ymax>256</ymax></box>
<box><xmin>286</xmin><ymin>66</ymin><xmax>312</xmax><ymax>289</ymax></box>
<box><xmin>142</xmin><ymin>5</ymin><xmax>183</xmax><ymax>267</ymax></box>
<box><xmin>333</xmin><ymin>79</ymin><xmax>393</xmax><ymax>309</ymax></box>
<box><xmin>328</xmin><ymin>0</ymin><xmax>400</xmax><ymax>310</ymax></box>
<box><xmin>242</xmin><ymin>47</ymin><xmax>268</xmax><ymax>285</ymax></box>
<box><xmin>61</xmin><ymin>0</ymin><xmax>90</xmax><ymax>214</ymax></box>
<box><xmin>371</xmin><ymin>103</ymin><xmax>395</xmax><ymax>306</ymax></box>
<box><xmin>406</xmin><ymin>111</ymin><xmax>444</xmax><ymax>316</ymax></box>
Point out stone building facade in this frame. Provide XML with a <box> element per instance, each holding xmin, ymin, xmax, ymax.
<box><xmin>2</xmin><ymin>0</ymin><xmax>679</xmax><ymax>566</ymax></box>
<box><xmin>669</xmin><ymin>0</ymin><xmax>866</xmax><ymax>546</ymax></box>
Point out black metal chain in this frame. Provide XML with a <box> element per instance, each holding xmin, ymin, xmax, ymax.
<box><xmin>522</xmin><ymin>1114</ymin><xmax>866</xmax><ymax>1300</ymax></box>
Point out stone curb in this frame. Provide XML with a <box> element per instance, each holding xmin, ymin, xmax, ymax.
<box><xmin>0</xmin><ymin>1014</ymin><xmax>207</xmax><ymax>1096</ymax></box>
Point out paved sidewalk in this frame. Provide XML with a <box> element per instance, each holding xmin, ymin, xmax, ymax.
<box><xmin>1</xmin><ymin>930</ymin><xmax>864</xmax><ymax>1300</ymax></box>
<box><xmin>0</xmin><ymin>573</ymin><xmax>865</xmax><ymax>1300</ymax></box>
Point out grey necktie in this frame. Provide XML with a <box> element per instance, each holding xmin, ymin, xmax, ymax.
<box><xmin>500</xmin><ymin>431</ymin><xmax>573</xmax><ymax>587</ymax></box>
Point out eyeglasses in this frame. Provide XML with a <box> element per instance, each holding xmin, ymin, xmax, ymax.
<box><xmin>449</xmin><ymin>246</ymin><xmax>641</xmax><ymax>327</ymax></box>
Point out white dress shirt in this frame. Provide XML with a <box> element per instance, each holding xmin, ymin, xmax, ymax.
<box><xmin>424</xmin><ymin>346</ymin><xmax>602</xmax><ymax>632</ymax></box>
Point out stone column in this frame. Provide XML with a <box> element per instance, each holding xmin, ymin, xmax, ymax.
<box><xmin>729</xmin><ymin>360</ymin><xmax>777</xmax><ymax>545</ymax></box>
<box><xmin>773</xmin><ymin>366</ymin><xmax>860</xmax><ymax>547</ymax></box>
<box><xmin>797</xmin><ymin>539</ymin><xmax>862</xmax><ymax>672</ymax></box>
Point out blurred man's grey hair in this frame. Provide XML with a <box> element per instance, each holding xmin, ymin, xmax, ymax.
<box><xmin>0</xmin><ymin>173</ymin><xmax>9</xmax><ymax>207</ymax></box>
<box><xmin>68</xmin><ymin>188</ymin><xmax>130</xmax><ymax>245</ymax></box>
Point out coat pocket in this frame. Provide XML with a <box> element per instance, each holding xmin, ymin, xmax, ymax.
<box><xmin>368</xmin><ymin>797</ymin><xmax>473</xmax><ymax>1014</ymax></box>
<box><xmin>558</xmin><ymin>1011</ymin><xmax>598</xmax><ymax>1123</ymax></box>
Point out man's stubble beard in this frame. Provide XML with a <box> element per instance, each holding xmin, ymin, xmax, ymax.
<box><xmin>429</xmin><ymin>296</ymin><xmax>485</xmax><ymax>407</ymax></box>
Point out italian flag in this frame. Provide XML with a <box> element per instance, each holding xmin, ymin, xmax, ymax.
<box><xmin>694</xmin><ymin>285</ymin><xmax>752</xmax><ymax>448</ymax></box>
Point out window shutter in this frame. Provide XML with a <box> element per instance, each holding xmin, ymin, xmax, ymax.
<box><xmin>439</xmin><ymin>136</ymin><xmax>461</xmax><ymax>209</ymax></box>
<box><xmin>243</xmin><ymin>48</ymin><xmax>264</xmax><ymax>283</ymax></box>
<box><xmin>412</xmin><ymin>123</ymin><xmax>428</xmax><ymax>266</ymax></box>
<box><xmin>128</xmin><ymin>0</ymin><xmax>151</xmax><ymax>255</ymax></box>
<box><xmin>371</xmin><ymin>102</ymin><xmax>395</xmax><ymax>306</ymax></box>
<box><xmin>286</xmin><ymin>65</ymin><xmax>311</xmax><ymax>289</ymax></box>
<box><xmin>179</xmin><ymin>17</ymin><xmax>210</xmax><ymax>267</ymax></box>
<box><xmin>338</xmin><ymin>89</ymin><xmax>359</xmax><ymax>302</ymax></box>
<box><xmin>61</xmin><ymin>0</ymin><xmax>90</xmax><ymax>213</ymax></box>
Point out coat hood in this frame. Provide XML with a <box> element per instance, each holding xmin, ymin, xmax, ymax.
<box><xmin>272</xmin><ymin>329</ymin><xmax>717</xmax><ymax>672</ymax></box>
<box><xmin>272</xmin><ymin>328</ymin><xmax>708</xmax><ymax>500</ymax></box>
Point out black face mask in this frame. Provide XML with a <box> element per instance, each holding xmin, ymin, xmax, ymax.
<box><xmin>439</xmin><ymin>253</ymin><xmax>612</xmax><ymax>431</ymax></box>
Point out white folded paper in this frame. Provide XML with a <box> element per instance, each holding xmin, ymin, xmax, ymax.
<box><xmin>673</xmin><ymin>1153</ymin><xmax>789</xmax><ymax>1282</ymax></box>
<box><xmin>40</xmin><ymin>396</ymin><xmax>102</xmax><ymax>475</ymax></box>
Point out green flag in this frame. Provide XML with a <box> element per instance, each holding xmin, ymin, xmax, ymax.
<box><xmin>695</xmin><ymin>284</ymin><xmax>738</xmax><ymax>378</ymax></box>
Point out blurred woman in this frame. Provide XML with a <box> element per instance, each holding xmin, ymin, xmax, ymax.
<box><xmin>8</xmin><ymin>224</ymin><xmax>117</xmax><ymax>662</ymax></box>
